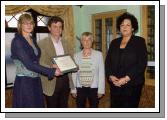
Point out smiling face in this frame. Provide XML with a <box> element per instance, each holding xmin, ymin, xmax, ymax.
<box><xmin>120</xmin><ymin>19</ymin><xmax>133</xmax><ymax>37</ymax></box>
<box><xmin>21</xmin><ymin>20</ymin><xmax>34</xmax><ymax>34</ymax></box>
<box><xmin>48</xmin><ymin>22</ymin><xmax>63</xmax><ymax>38</ymax></box>
<box><xmin>81</xmin><ymin>35</ymin><xmax>93</xmax><ymax>49</ymax></box>
<box><xmin>18</xmin><ymin>14</ymin><xmax>34</xmax><ymax>35</ymax></box>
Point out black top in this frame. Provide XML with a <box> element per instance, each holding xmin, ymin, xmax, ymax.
<box><xmin>118</xmin><ymin>48</ymin><xmax>125</xmax><ymax>77</ymax></box>
<box><xmin>105</xmin><ymin>35</ymin><xmax>147</xmax><ymax>86</ymax></box>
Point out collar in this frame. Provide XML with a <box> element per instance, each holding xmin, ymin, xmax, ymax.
<box><xmin>50</xmin><ymin>34</ymin><xmax>62</xmax><ymax>43</ymax></box>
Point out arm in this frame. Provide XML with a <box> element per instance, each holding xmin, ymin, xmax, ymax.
<box><xmin>98</xmin><ymin>52</ymin><xmax>105</xmax><ymax>95</ymax></box>
<box><xmin>71</xmin><ymin>54</ymin><xmax>78</xmax><ymax>97</ymax></box>
<box><xmin>105</xmin><ymin>41</ymin><xmax>118</xmax><ymax>83</ymax></box>
<box><xmin>126</xmin><ymin>38</ymin><xmax>147</xmax><ymax>84</ymax></box>
<box><xmin>105</xmin><ymin>42</ymin><xmax>113</xmax><ymax>80</ymax></box>
<box><xmin>12</xmin><ymin>39</ymin><xmax>55</xmax><ymax>79</ymax></box>
<box><xmin>38</xmin><ymin>40</ymin><xmax>62</xmax><ymax>77</ymax></box>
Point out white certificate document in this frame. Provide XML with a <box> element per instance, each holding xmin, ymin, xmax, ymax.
<box><xmin>52</xmin><ymin>55</ymin><xmax>78</xmax><ymax>74</ymax></box>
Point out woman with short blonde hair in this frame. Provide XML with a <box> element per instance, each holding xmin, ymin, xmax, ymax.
<box><xmin>71</xmin><ymin>32</ymin><xmax>105</xmax><ymax>108</ymax></box>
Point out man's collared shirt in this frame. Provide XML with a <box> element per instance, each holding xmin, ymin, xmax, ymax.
<box><xmin>51</xmin><ymin>36</ymin><xmax>64</xmax><ymax>56</ymax></box>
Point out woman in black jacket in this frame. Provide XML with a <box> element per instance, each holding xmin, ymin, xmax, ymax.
<box><xmin>105</xmin><ymin>12</ymin><xmax>147</xmax><ymax>108</ymax></box>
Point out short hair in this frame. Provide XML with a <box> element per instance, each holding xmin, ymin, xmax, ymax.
<box><xmin>47</xmin><ymin>16</ymin><xmax>64</xmax><ymax>29</ymax></box>
<box><xmin>17</xmin><ymin>13</ymin><xmax>35</xmax><ymax>34</ymax></box>
<box><xmin>116</xmin><ymin>12</ymin><xmax>138</xmax><ymax>33</ymax></box>
<box><xmin>81</xmin><ymin>32</ymin><xmax>93</xmax><ymax>41</ymax></box>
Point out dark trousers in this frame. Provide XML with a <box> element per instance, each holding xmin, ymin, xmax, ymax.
<box><xmin>110</xmin><ymin>85</ymin><xmax>143</xmax><ymax>108</ymax></box>
<box><xmin>45</xmin><ymin>74</ymin><xmax>69</xmax><ymax>108</ymax></box>
<box><xmin>76</xmin><ymin>87</ymin><xmax>98</xmax><ymax>108</ymax></box>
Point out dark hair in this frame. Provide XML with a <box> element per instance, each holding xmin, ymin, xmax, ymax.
<box><xmin>47</xmin><ymin>16</ymin><xmax>64</xmax><ymax>29</ymax></box>
<box><xmin>116</xmin><ymin>12</ymin><xmax>138</xmax><ymax>33</ymax></box>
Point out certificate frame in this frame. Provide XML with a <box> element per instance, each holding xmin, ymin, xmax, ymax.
<box><xmin>52</xmin><ymin>54</ymin><xmax>78</xmax><ymax>74</ymax></box>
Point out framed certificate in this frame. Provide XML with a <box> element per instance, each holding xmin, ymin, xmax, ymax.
<box><xmin>52</xmin><ymin>55</ymin><xmax>78</xmax><ymax>74</ymax></box>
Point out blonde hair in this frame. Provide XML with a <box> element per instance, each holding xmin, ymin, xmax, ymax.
<box><xmin>81</xmin><ymin>32</ymin><xmax>93</xmax><ymax>41</ymax></box>
<box><xmin>17</xmin><ymin>13</ymin><xmax>35</xmax><ymax>34</ymax></box>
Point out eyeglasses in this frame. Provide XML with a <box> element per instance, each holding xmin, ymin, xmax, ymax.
<box><xmin>22</xmin><ymin>22</ymin><xmax>34</xmax><ymax>25</ymax></box>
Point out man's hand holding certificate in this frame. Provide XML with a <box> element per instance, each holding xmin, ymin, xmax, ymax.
<box><xmin>52</xmin><ymin>55</ymin><xmax>78</xmax><ymax>74</ymax></box>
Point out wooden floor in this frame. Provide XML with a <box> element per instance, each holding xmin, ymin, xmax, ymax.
<box><xmin>5</xmin><ymin>83</ymin><xmax>155</xmax><ymax>108</ymax></box>
<box><xmin>138</xmin><ymin>85</ymin><xmax>155</xmax><ymax>107</ymax></box>
<box><xmin>68</xmin><ymin>83</ymin><xmax>155</xmax><ymax>108</ymax></box>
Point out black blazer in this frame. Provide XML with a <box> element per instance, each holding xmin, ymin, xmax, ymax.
<box><xmin>105</xmin><ymin>35</ymin><xmax>147</xmax><ymax>86</ymax></box>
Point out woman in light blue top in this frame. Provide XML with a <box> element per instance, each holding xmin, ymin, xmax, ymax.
<box><xmin>71</xmin><ymin>32</ymin><xmax>105</xmax><ymax>108</ymax></box>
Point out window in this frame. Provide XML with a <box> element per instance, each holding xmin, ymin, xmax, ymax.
<box><xmin>92</xmin><ymin>9</ymin><xmax>126</xmax><ymax>57</ymax></box>
<box><xmin>37</xmin><ymin>16</ymin><xmax>50</xmax><ymax>26</ymax></box>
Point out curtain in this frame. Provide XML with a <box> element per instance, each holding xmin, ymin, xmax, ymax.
<box><xmin>5</xmin><ymin>5</ymin><xmax>75</xmax><ymax>54</ymax></box>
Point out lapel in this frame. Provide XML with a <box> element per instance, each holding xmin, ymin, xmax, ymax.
<box><xmin>47</xmin><ymin>35</ymin><xmax>57</xmax><ymax>57</ymax></box>
<box><xmin>114</xmin><ymin>38</ymin><xmax>122</xmax><ymax>71</ymax></box>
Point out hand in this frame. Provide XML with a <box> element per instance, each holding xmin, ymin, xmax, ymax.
<box><xmin>116</xmin><ymin>77</ymin><xmax>127</xmax><ymax>86</ymax></box>
<box><xmin>113</xmin><ymin>80</ymin><xmax>122</xmax><ymax>87</ymax></box>
<box><xmin>54</xmin><ymin>68</ymin><xmax>62</xmax><ymax>76</ymax></box>
<box><xmin>51</xmin><ymin>64</ymin><xmax>59</xmax><ymax>69</ymax></box>
<box><xmin>98</xmin><ymin>94</ymin><xmax>103</xmax><ymax>99</ymax></box>
<box><xmin>114</xmin><ymin>76</ymin><xmax>130</xmax><ymax>87</ymax></box>
<box><xmin>71</xmin><ymin>93</ymin><xmax>77</xmax><ymax>98</ymax></box>
<box><xmin>109</xmin><ymin>75</ymin><xmax>119</xmax><ymax>83</ymax></box>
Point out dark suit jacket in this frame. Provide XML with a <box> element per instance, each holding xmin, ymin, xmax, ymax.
<box><xmin>105</xmin><ymin>35</ymin><xmax>147</xmax><ymax>87</ymax></box>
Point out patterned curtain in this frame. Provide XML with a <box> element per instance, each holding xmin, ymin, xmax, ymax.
<box><xmin>5</xmin><ymin>5</ymin><xmax>75</xmax><ymax>54</ymax></box>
